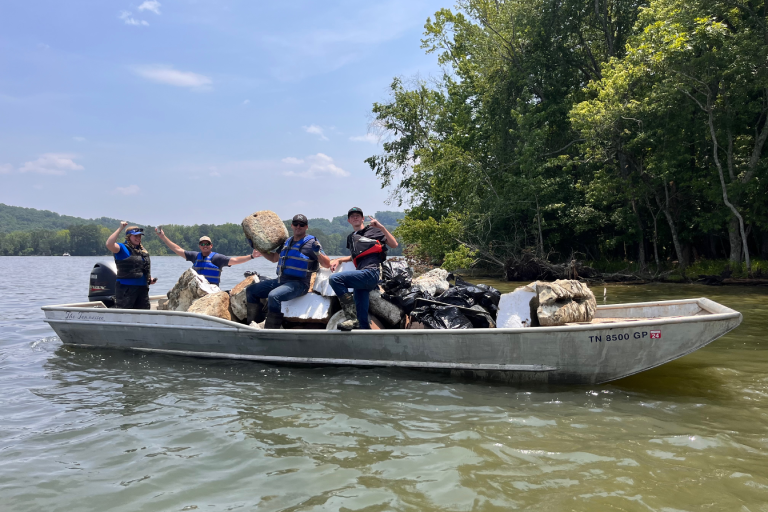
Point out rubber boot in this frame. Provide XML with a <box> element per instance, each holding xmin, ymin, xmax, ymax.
<box><xmin>246</xmin><ymin>302</ymin><xmax>266</xmax><ymax>325</ymax></box>
<box><xmin>337</xmin><ymin>293</ymin><xmax>359</xmax><ymax>331</ymax></box>
<box><xmin>264</xmin><ymin>311</ymin><xmax>284</xmax><ymax>329</ymax></box>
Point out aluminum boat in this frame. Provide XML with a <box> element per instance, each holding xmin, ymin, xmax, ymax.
<box><xmin>42</xmin><ymin>296</ymin><xmax>741</xmax><ymax>384</ymax></box>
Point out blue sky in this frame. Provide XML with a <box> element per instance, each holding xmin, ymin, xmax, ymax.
<box><xmin>0</xmin><ymin>0</ymin><xmax>447</xmax><ymax>225</ymax></box>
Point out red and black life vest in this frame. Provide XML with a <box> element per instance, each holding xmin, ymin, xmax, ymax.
<box><xmin>351</xmin><ymin>233</ymin><xmax>385</xmax><ymax>269</ymax></box>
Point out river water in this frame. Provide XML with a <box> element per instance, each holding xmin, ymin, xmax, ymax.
<box><xmin>1</xmin><ymin>256</ymin><xmax>767</xmax><ymax>511</ymax></box>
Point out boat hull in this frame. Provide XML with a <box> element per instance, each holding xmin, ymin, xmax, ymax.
<box><xmin>42</xmin><ymin>298</ymin><xmax>742</xmax><ymax>385</ymax></box>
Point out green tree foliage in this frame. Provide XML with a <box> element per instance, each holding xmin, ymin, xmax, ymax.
<box><xmin>366</xmin><ymin>0</ymin><xmax>768</xmax><ymax>272</ymax></box>
<box><xmin>0</xmin><ymin>210</ymin><xmax>405</xmax><ymax>257</ymax></box>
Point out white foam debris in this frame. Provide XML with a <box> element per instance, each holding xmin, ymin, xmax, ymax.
<box><xmin>496</xmin><ymin>285</ymin><xmax>537</xmax><ymax>328</ymax></box>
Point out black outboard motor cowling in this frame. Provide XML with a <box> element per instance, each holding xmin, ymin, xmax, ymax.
<box><xmin>89</xmin><ymin>261</ymin><xmax>117</xmax><ymax>307</ymax></box>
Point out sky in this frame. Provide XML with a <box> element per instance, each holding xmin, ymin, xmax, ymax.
<box><xmin>0</xmin><ymin>0</ymin><xmax>448</xmax><ymax>225</ymax></box>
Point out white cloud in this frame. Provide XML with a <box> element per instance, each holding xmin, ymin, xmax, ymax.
<box><xmin>19</xmin><ymin>153</ymin><xmax>84</xmax><ymax>175</ymax></box>
<box><xmin>281</xmin><ymin>157</ymin><xmax>304</xmax><ymax>164</ymax></box>
<box><xmin>303</xmin><ymin>124</ymin><xmax>328</xmax><ymax>140</ymax></box>
<box><xmin>73</xmin><ymin>136</ymin><xmax>86</xmax><ymax>142</ymax></box>
<box><xmin>0</xmin><ymin>164</ymin><xmax>13</xmax><ymax>174</ymax></box>
<box><xmin>350</xmin><ymin>133</ymin><xmax>379</xmax><ymax>144</ymax></box>
<box><xmin>115</xmin><ymin>185</ymin><xmax>141</xmax><ymax>195</ymax></box>
<box><xmin>209</xmin><ymin>166</ymin><xmax>220</xmax><ymax>177</ymax></box>
<box><xmin>242</xmin><ymin>99</ymin><xmax>250</xmax><ymax>105</ymax></box>
<box><xmin>119</xmin><ymin>11</ymin><xmax>149</xmax><ymax>26</ymax></box>
<box><xmin>133</xmin><ymin>65</ymin><xmax>212</xmax><ymax>89</ymax></box>
<box><xmin>37</xmin><ymin>43</ymin><xmax>50</xmax><ymax>50</ymax></box>
<box><xmin>284</xmin><ymin>153</ymin><xmax>349</xmax><ymax>178</ymax></box>
<box><xmin>138</xmin><ymin>1</ymin><xmax>162</xmax><ymax>15</ymax></box>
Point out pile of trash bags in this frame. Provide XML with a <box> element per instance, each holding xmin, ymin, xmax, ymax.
<box><xmin>380</xmin><ymin>261</ymin><xmax>501</xmax><ymax>330</ymax></box>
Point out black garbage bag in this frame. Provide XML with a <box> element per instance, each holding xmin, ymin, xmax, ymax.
<box><xmin>382</xmin><ymin>286</ymin><xmax>431</xmax><ymax>314</ymax></box>
<box><xmin>411</xmin><ymin>304</ymin><xmax>473</xmax><ymax>330</ymax></box>
<box><xmin>436</xmin><ymin>286</ymin><xmax>475</xmax><ymax>307</ymax></box>
<box><xmin>381</xmin><ymin>260</ymin><xmax>412</xmax><ymax>282</ymax></box>
<box><xmin>464</xmin><ymin>305</ymin><xmax>496</xmax><ymax>328</ymax></box>
<box><xmin>452</xmin><ymin>277</ymin><xmax>501</xmax><ymax>316</ymax></box>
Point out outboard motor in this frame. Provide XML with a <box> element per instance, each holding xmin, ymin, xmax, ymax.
<box><xmin>89</xmin><ymin>261</ymin><xmax>117</xmax><ymax>307</ymax></box>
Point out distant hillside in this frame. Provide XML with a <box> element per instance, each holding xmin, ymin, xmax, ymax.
<box><xmin>0</xmin><ymin>204</ymin><xmax>405</xmax><ymax>256</ymax></box>
<box><xmin>0</xmin><ymin>203</ymin><xmax>123</xmax><ymax>233</ymax></box>
<box><xmin>284</xmin><ymin>211</ymin><xmax>406</xmax><ymax>237</ymax></box>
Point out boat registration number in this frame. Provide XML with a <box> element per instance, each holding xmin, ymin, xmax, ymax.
<box><xmin>589</xmin><ymin>330</ymin><xmax>660</xmax><ymax>342</ymax></box>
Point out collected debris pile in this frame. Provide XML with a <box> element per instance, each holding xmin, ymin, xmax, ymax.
<box><xmin>165</xmin><ymin>255</ymin><xmax>597</xmax><ymax>330</ymax></box>
<box><xmin>496</xmin><ymin>280</ymin><xmax>597</xmax><ymax>328</ymax></box>
<box><xmin>159</xmin><ymin>268</ymin><xmax>221</xmax><ymax>312</ymax></box>
<box><xmin>378</xmin><ymin>264</ymin><xmax>501</xmax><ymax>330</ymax></box>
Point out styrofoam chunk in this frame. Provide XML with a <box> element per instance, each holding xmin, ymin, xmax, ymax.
<box><xmin>313</xmin><ymin>268</ymin><xmax>336</xmax><ymax>296</ymax></box>
<box><xmin>496</xmin><ymin>286</ymin><xmax>537</xmax><ymax>328</ymax></box>
<box><xmin>281</xmin><ymin>293</ymin><xmax>333</xmax><ymax>322</ymax></box>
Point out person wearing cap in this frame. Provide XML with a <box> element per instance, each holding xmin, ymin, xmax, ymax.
<box><xmin>106</xmin><ymin>221</ymin><xmax>158</xmax><ymax>309</ymax></box>
<box><xmin>245</xmin><ymin>214</ymin><xmax>331</xmax><ymax>328</ymax></box>
<box><xmin>155</xmin><ymin>228</ymin><xmax>259</xmax><ymax>286</ymax></box>
<box><xmin>328</xmin><ymin>208</ymin><xmax>398</xmax><ymax>330</ymax></box>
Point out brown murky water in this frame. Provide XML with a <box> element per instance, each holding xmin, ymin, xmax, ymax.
<box><xmin>2</xmin><ymin>257</ymin><xmax>767</xmax><ymax>511</ymax></box>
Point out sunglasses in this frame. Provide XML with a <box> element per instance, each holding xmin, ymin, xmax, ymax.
<box><xmin>292</xmin><ymin>222</ymin><xmax>307</xmax><ymax>227</ymax></box>
<box><xmin>199</xmin><ymin>242</ymin><xmax>211</xmax><ymax>246</ymax></box>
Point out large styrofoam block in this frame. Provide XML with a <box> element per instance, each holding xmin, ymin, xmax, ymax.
<box><xmin>496</xmin><ymin>285</ymin><xmax>537</xmax><ymax>328</ymax></box>
<box><xmin>281</xmin><ymin>293</ymin><xmax>333</xmax><ymax>322</ymax></box>
<box><xmin>314</xmin><ymin>262</ymin><xmax>357</xmax><ymax>296</ymax></box>
<box><xmin>166</xmin><ymin>269</ymin><xmax>221</xmax><ymax>312</ymax></box>
<box><xmin>229</xmin><ymin>274</ymin><xmax>260</xmax><ymax>321</ymax></box>
<box><xmin>533</xmin><ymin>279</ymin><xmax>597</xmax><ymax>326</ymax></box>
<box><xmin>313</xmin><ymin>268</ymin><xmax>335</xmax><ymax>296</ymax></box>
<box><xmin>412</xmin><ymin>268</ymin><xmax>450</xmax><ymax>296</ymax></box>
<box><xmin>188</xmin><ymin>291</ymin><xmax>232</xmax><ymax>321</ymax></box>
<box><xmin>241</xmin><ymin>210</ymin><xmax>289</xmax><ymax>253</ymax></box>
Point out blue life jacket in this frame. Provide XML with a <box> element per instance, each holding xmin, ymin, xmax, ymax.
<box><xmin>277</xmin><ymin>235</ymin><xmax>319</xmax><ymax>280</ymax></box>
<box><xmin>193</xmin><ymin>251</ymin><xmax>222</xmax><ymax>285</ymax></box>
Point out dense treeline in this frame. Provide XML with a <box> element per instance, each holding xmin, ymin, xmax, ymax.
<box><xmin>0</xmin><ymin>211</ymin><xmax>404</xmax><ymax>257</ymax></box>
<box><xmin>0</xmin><ymin>203</ymin><xmax>121</xmax><ymax>234</ymax></box>
<box><xmin>368</xmin><ymin>0</ymin><xmax>768</xmax><ymax>275</ymax></box>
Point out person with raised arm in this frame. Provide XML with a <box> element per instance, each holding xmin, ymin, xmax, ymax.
<box><xmin>155</xmin><ymin>227</ymin><xmax>259</xmax><ymax>287</ymax></box>
<box><xmin>328</xmin><ymin>207</ymin><xmax>398</xmax><ymax>330</ymax></box>
<box><xmin>106</xmin><ymin>222</ymin><xmax>157</xmax><ymax>310</ymax></box>
<box><xmin>245</xmin><ymin>214</ymin><xmax>331</xmax><ymax>329</ymax></box>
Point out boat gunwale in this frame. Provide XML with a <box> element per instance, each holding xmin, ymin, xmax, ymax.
<box><xmin>42</xmin><ymin>297</ymin><xmax>742</xmax><ymax>335</ymax></box>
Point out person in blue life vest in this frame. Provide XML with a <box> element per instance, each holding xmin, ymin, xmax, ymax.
<box><xmin>106</xmin><ymin>222</ymin><xmax>158</xmax><ymax>309</ymax></box>
<box><xmin>328</xmin><ymin>207</ymin><xmax>398</xmax><ymax>330</ymax></box>
<box><xmin>155</xmin><ymin>228</ymin><xmax>259</xmax><ymax>286</ymax></box>
<box><xmin>245</xmin><ymin>214</ymin><xmax>331</xmax><ymax>328</ymax></box>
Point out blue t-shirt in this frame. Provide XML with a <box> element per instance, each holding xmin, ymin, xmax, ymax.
<box><xmin>114</xmin><ymin>243</ymin><xmax>149</xmax><ymax>286</ymax></box>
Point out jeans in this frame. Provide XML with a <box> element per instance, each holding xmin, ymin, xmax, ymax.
<box><xmin>115</xmin><ymin>283</ymin><xmax>150</xmax><ymax>310</ymax></box>
<box><xmin>328</xmin><ymin>268</ymin><xmax>380</xmax><ymax>329</ymax></box>
<box><xmin>245</xmin><ymin>278</ymin><xmax>309</xmax><ymax>313</ymax></box>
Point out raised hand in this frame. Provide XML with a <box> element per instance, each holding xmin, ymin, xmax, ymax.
<box><xmin>120</xmin><ymin>221</ymin><xmax>128</xmax><ymax>230</ymax></box>
<box><xmin>155</xmin><ymin>226</ymin><xmax>165</xmax><ymax>238</ymax></box>
<box><xmin>252</xmin><ymin>249</ymin><xmax>262</xmax><ymax>259</ymax></box>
